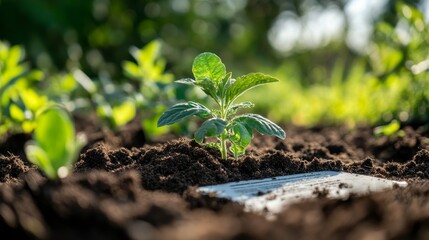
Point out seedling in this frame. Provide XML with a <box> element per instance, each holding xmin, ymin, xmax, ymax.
<box><xmin>25</xmin><ymin>106</ymin><xmax>86</xmax><ymax>179</ymax></box>
<box><xmin>123</xmin><ymin>40</ymin><xmax>175</xmax><ymax>137</ymax></box>
<box><xmin>158</xmin><ymin>52</ymin><xmax>285</xmax><ymax>159</ymax></box>
<box><xmin>374</xmin><ymin>119</ymin><xmax>404</xmax><ymax>137</ymax></box>
<box><xmin>0</xmin><ymin>41</ymin><xmax>47</xmax><ymax>137</ymax></box>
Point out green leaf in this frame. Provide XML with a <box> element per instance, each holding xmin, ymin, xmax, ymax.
<box><xmin>194</xmin><ymin>118</ymin><xmax>227</xmax><ymax>143</ymax></box>
<box><xmin>123</xmin><ymin>61</ymin><xmax>141</xmax><ymax>78</ymax></box>
<box><xmin>22</xmin><ymin>120</ymin><xmax>36</xmax><ymax>133</ymax></box>
<box><xmin>374</xmin><ymin>120</ymin><xmax>401</xmax><ymax>137</ymax></box>
<box><xmin>133</xmin><ymin>40</ymin><xmax>161</xmax><ymax>64</ymax></box>
<box><xmin>218</xmin><ymin>72</ymin><xmax>233</xmax><ymax>98</ymax></box>
<box><xmin>192</xmin><ymin>52</ymin><xmax>226</xmax><ymax>83</ymax></box>
<box><xmin>157</xmin><ymin>101</ymin><xmax>211</xmax><ymax>127</ymax></box>
<box><xmin>228</xmin><ymin>101</ymin><xmax>255</xmax><ymax>115</ymax></box>
<box><xmin>233</xmin><ymin>114</ymin><xmax>285</xmax><ymax>139</ymax></box>
<box><xmin>9</xmin><ymin>104</ymin><xmax>25</xmax><ymax>122</ymax></box>
<box><xmin>20</xmin><ymin>89</ymin><xmax>48</xmax><ymax>112</ymax></box>
<box><xmin>230</xmin><ymin>121</ymin><xmax>253</xmax><ymax>147</ymax></box>
<box><xmin>229</xmin><ymin>144</ymin><xmax>246</xmax><ymax>159</ymax></box>
<box><xmin>73</xmin><ymin>69</ymin><xmax>98</xmax><ymax>95</ymax></box>
<box><xmin>111</xmin><ymin>101</ymin><xmax>136</xmax><ymax>128</ymax></box>
<box><xmin>34</xmin><ymin>107</ymin><xmax>75</xmax><ymax>164</ymax></box>
<box><xmin>221</xmin><ymin>72</ymin><xmax>233</xmax><ymax>88</ymax></box>
<box><xmin>176</xmin><ymin>77</ymin><xmax>219</xmax><ymax>102</ymax></box>
<box><xmin>228</xmin><ymin>121</ymin><xmax>253</xmax><ymax>158</ymax></box>
<box><xmin>227</xmin><ymin>73</ymin><xmax>278</xmax><ymax>103</ymax></box>
<box><xmin>0</xmin><ymin>72</ymin><xmax>28</xmax><ymax>99</ymax></box>
<box><xmin>196</xmin><ymin>78</ymin><xmax>219</xmax><ymax>101</ymax></box>
<box><xmin>7</xmin><ymin>45</ymin><xmax>23</xmax><ymax>66</ymax></box>
<box><xmin>175</xmin><ymin>78</ymin><xmax>196</xmax><ymax>85</ymax></box>
<box><xmin>25</xmin><ymin>143</ymin><xmax>57</xmax><ymax>179</ymax></box>
<box><xmin>204</xmin><ymin>142</ymin><xmax>221</xmax><ymax>151</ymax></box>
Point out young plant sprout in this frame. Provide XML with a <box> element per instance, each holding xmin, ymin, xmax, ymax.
<box><xmin>158</xmin><ymin>52</ymin><xmax>285</xmax><ymax>159</ymax></box>
<box><xmin>374</xmin><ymin>119</ymin><xmax>404</xmax><ymax>137</ymax></box>
<box><xmin>25</xmin><ymin>106</ymin><xmax>86</xmax><ymax>179</ymax></box>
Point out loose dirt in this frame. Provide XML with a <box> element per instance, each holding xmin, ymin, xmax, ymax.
<box><xmin>1</xmin><ymin>124</ymin><xmax>429</xmax><ymax>239</ymax></box>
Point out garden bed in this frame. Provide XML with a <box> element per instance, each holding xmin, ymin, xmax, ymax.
<box><xmin>1</xmin><ymin>121</ymin><xmax>429</xmax><ymax>239</ymax></box>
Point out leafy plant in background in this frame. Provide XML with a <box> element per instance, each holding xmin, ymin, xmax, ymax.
<box><xmin>123</xmin><ymin>40</ymin><xmax>176</xmax><ymax>137</ymax></box>
<box><xmin>0</xmin><ymin>41</ymin><xmax>48</xmax><ymax>138</ymax></box>
<box><xmin>25</xmin><ymin>106</ymin><xmax>86</xmax><ymax>179</ymax></box>
<box><xmin>246</xmin><ymin>1</ymin><xmax>429</xmax><ymax>128</ymax></box>
<box><xmin>369</xmin><ymin>2</ymin><xmax>429</xmax><ymax>125</ymax></box>
<box><xmin>73</xmin><ymin>69</ymin><xmax>136</xmax><ymax>130</ymax></box>
<box><xmin>158</xmin><ymin>52</ymin><xmax>285</xmax><ymax>159</ymax></box>
<box><xmin>42</xmin><ymin>72</ymin><xmax>79</xmax><ymax>110</ymax></box>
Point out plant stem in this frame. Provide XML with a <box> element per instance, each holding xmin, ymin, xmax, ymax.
<box><xmin>220</xmin><ymin>135</ymin><xmax>227</xmax><ymax>159</ymax></box>
<box><xmin>219</xmin><ymin>101</ymin><xmax>228</xmax><ymax>159</ymax></box>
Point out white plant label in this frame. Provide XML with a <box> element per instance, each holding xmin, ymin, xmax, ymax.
<box><xmin>198</xmin><ymin>171</ymin><xmax>407</xmax><ymax>216</ymax></box>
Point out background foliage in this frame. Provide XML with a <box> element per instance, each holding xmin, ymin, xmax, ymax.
<box><xmin>0</xmin><ymin>0</ymin><xmax>428</xmax><ymax>136</ymax></box>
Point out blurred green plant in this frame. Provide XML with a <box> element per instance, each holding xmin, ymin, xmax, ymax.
<box><xmin>371</xmin><ymin>2</ymin><xmax>429</xmax><ymax>124</ymax></box>
<box><xmin>73</xmin><ymin>69</ymin><xmax>136</xmax><ymax>130</ymax></box>
<box><xmin>249</xmin><ymin>58</ymin><xmax>408</xmax><ymax>127</ymax></box>
<box><xmin>158</xmin><ymin>52</ymin><xmax>285</xmax><ymax>159</ymax></box>
<box><xmin>374</xmin><ymin>119</ymin><xmax>404</xmax><ymax>137</ymax></box>
<box><xmin>246</xmin><ymin>1</ymin><xmax>429</xmax><ymax>128</ymax></box>
<box><xmin>25</xmin><ymin>106</ymin><xmax>86</xmax><ymax>179</ymax></box>
<box><xmin>42</xmin><ymin>73</ymin><xmax>78</xmax><ymax>109</ymax></box>
<box><xmin>55</xmin><ymin>40</ymin><xmax>188</xmax><ymax>138</ymax></box>
<box><xmin>0</xmin><ymin>41</ymin><xmax>48</xmax><ymax>137</ymax></box>
<box><xmin>1</xmin><ymin>1</ymin><xmax>427</xmax><ymax>132</ymax></box>
<box><xmin>123</xmin><ymin>40</ymin><xmax>176</xmax><ymax>137</ymax></box>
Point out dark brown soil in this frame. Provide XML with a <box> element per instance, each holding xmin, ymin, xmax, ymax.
<box><xmin>1</xmin><ymin>123</ymin><xmax>429</xmax><ymax>239</ymax></box>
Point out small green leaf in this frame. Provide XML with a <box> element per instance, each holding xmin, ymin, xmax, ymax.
<box><xmin>218</xmin><ymin>72</ymin><xmax>233</xmax><ymax>98</ymax></box>
<box><xmin>133</xmin><ymin>40</ymin><xmax>161</xmax><ymax>64</ymax></box>
<box><xmin>158</xmin><ymin>101</ymin><xmax>211</xmax><ymax>127</ymax></box>
<box><xmin>196</xmin><ymin>78</ymin><xmax>219</xmax><ymax>101</ymax></box>
<box><xmin>228</xmin><ymin>101</ymin><xmax>255</xmax><ymax>115</ymax></box>
<box><xmin>374</xmin><ymin>120</ymin><xmax>401</xmax><ymax>137</ymax></box>
<box><xmin>228</xmin><ymin>121</ymin><xmax>253</xmax><ymax>158</ymax></box>
<box><xmin>35</xmin><ymin>107</ymin><xmax>74</xmax><ymax>163</ymax></box>
<box><xmin>22</xmin><ymin>120</ymin><xmax>36</xmax><ymax>133</ymax></box>
<box><xmin>20</xmin><ymin>89</ymin><xmax>48</xmax><ymax>112</ymax></box>
<box><xmin>176</xmin><ymin>77</ymin><xmax>219</xmax><ymax>102</ymax></box>
<box><xmin>227</xmin><ymin>73</ymin><xmax>278</xmax><ymax>103</ymax></box>
<box><xmin>7</xmin><ymin>45</ymin><xmax>23</xmax><ymax>66</ymax></box>
<box><xmin>175</xmin><ymin>78</ymin><xmax>196</xmax><ymax>85</ymax></box>
<box><xmin>192</xmin><ymin>52</ymin><xmax>226</xmax><ymax>83</ymax></box>
<box><xmin>230</xmin><ymin>144</ymin><xmax>246</xmax><ymax>159</ymax></box>
<box><xmin>233</xmin><ymin>114</ymin><xmax>285</xmax><ymax>139</ymax></box>
<box><xmin>123</xmin><ymin>61</ymin><xmax>141</xmax><ymax>78</ymax></box>
<box><xmin>111</xmin><ymin>101</ymin><xmax>136</xmax><ymax>128</ymax></box>
<box><xmin>9</xmin><ymin>104</ymin><xmax>25</xmax><ymax>122</ymax></box>
<box><xmin>0</xmin><ymin>72</ymin><xmax>28</xmax><ymax>98</ymax></box>
<box><xmin>230</xmin><ymin>121</ymin><xmax>253</xmax><ymax>147</ymax></box>
<box><xmin>204</xmin><ymin>142</ymin><xmax>221</xmax><ymax>150</ymax></box>
<box><xmin>195</xmin><ymin>118</ymin><xmax>227</xmax><ymax>143</ymax></box>
<box><xmin>221</xmin><ymin>72</ymin><xmax>233</xmax><ymax>87</ymax></box>
<box><xmin>25</xmin><ymin>143</ymin><xmax>57</xmax><ymax>179</ymax></box>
